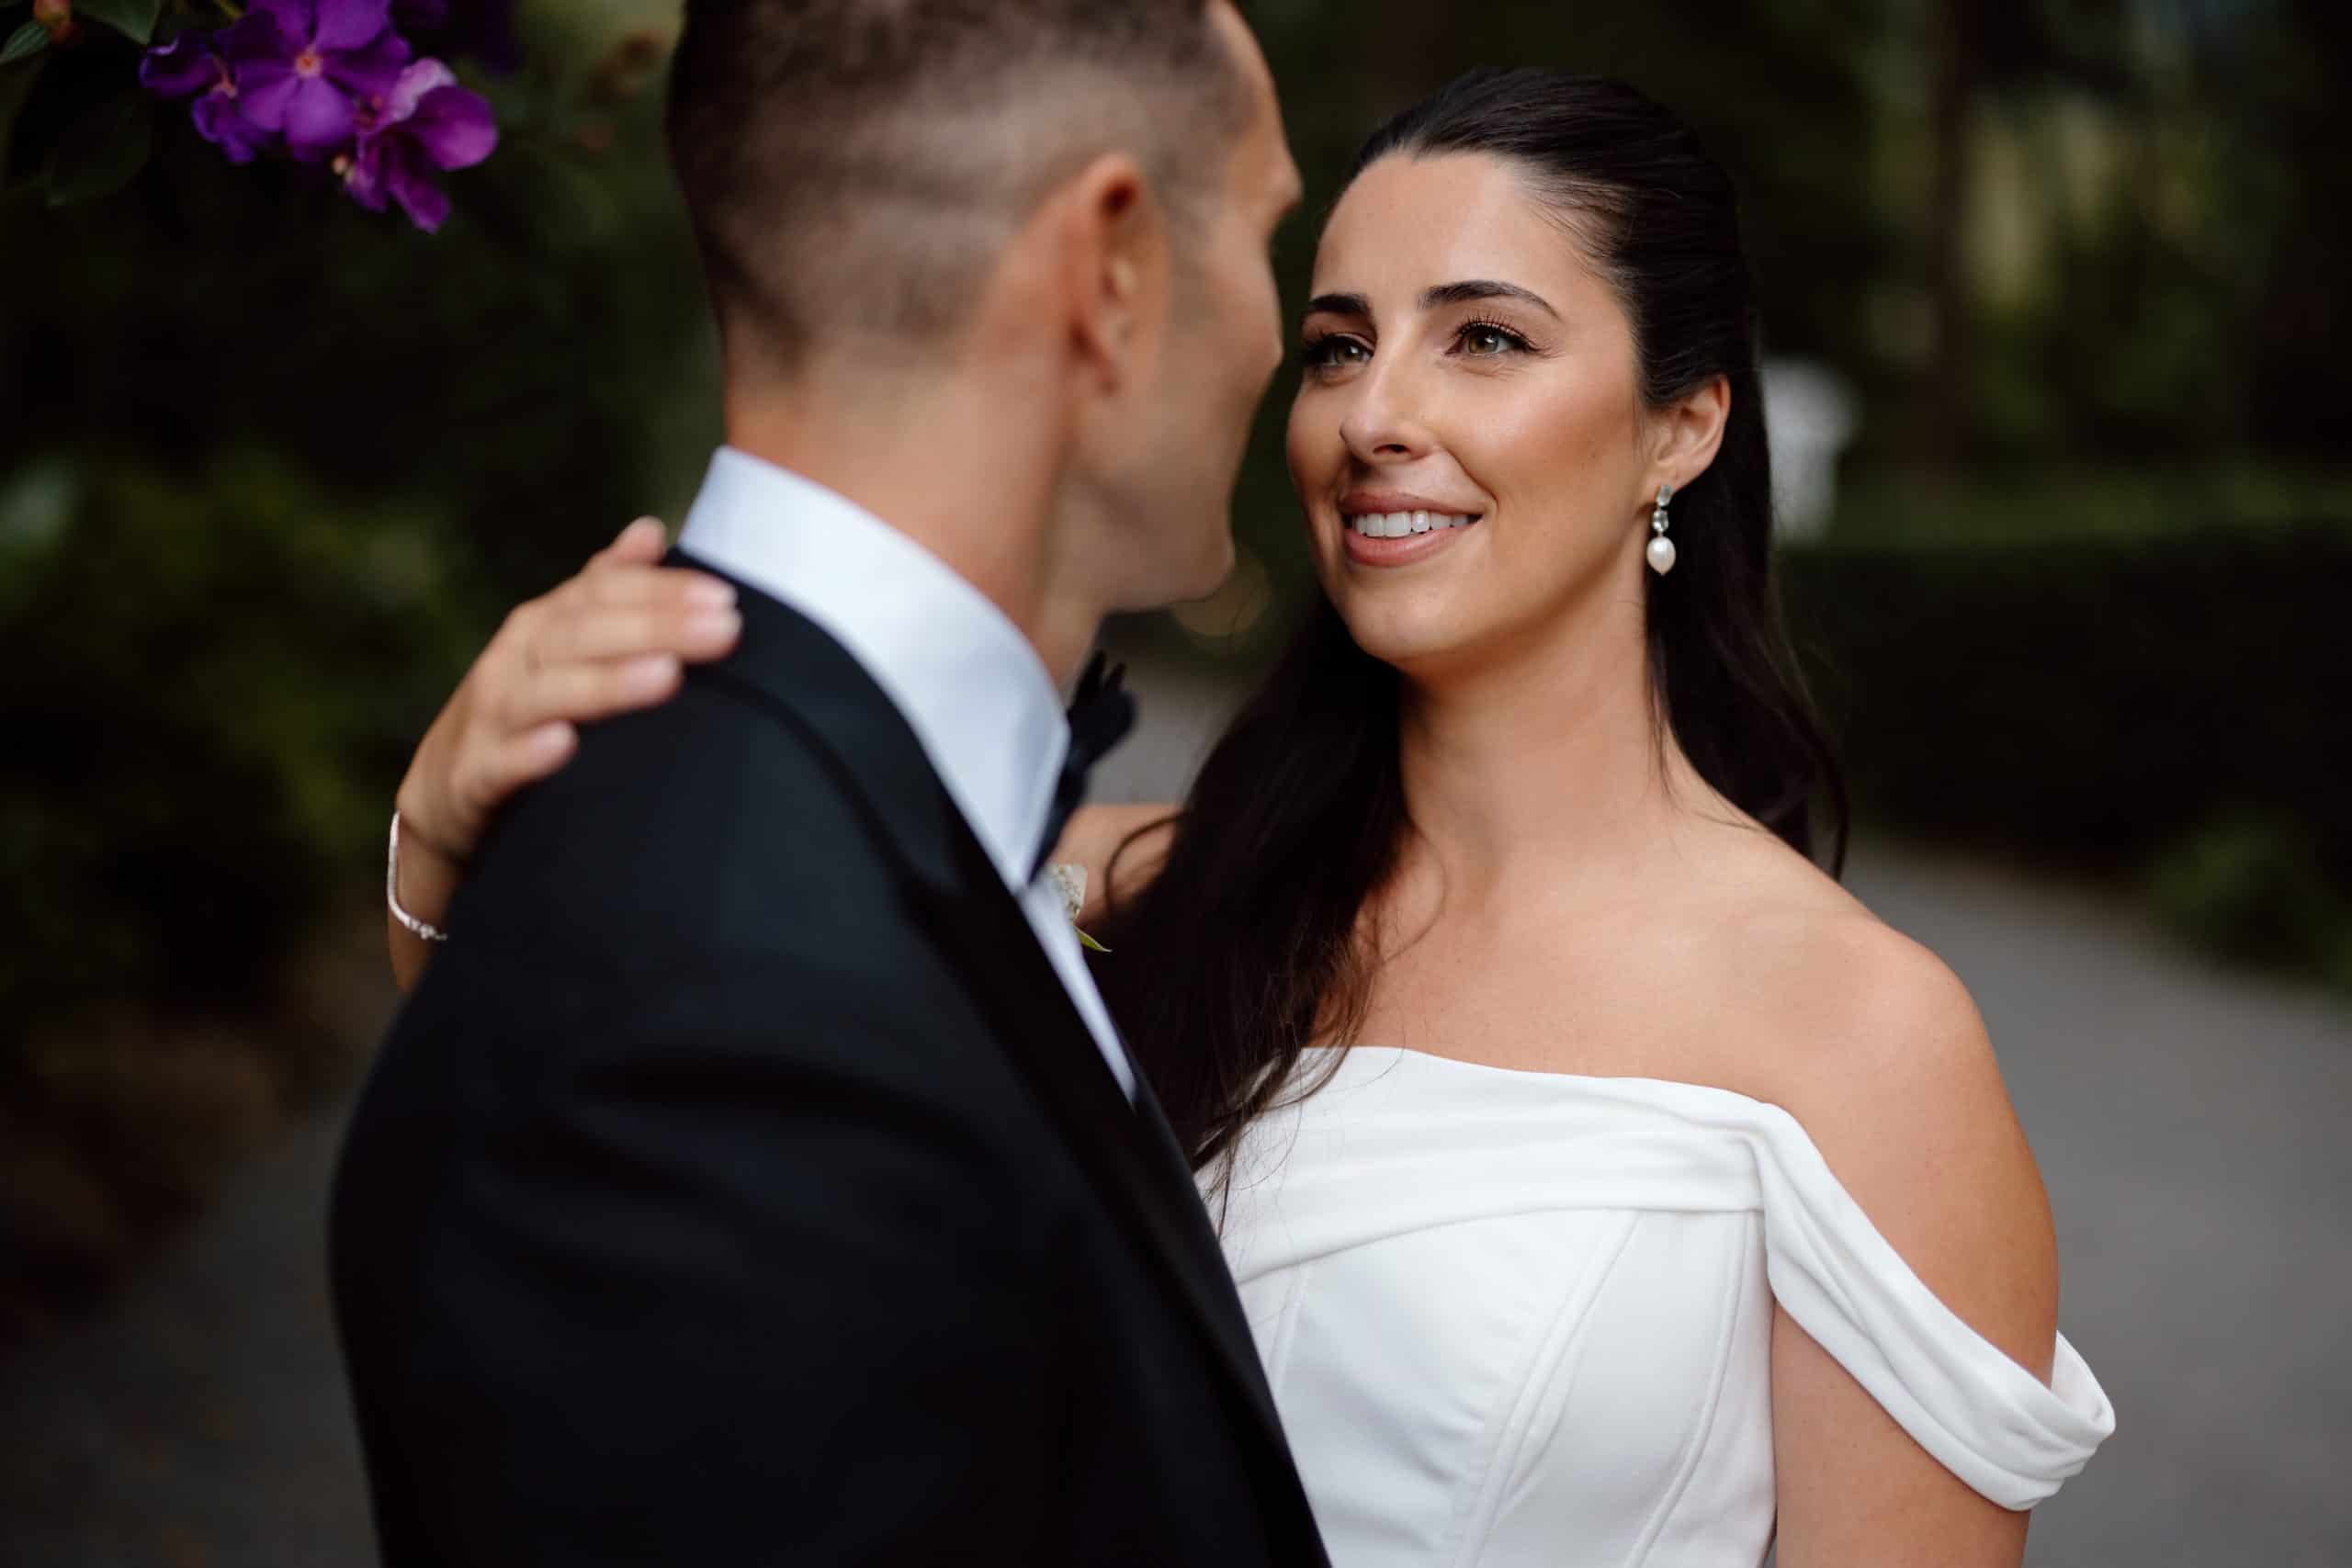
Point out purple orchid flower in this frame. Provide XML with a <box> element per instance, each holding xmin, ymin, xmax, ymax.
<box><xmin>140</xmin><ymin>31</ymin><xmax>274</xmax><ymax>164</ymax></box>
<box><xmin>343</xmin><ymin>58</ymin><xmax>497</xmax><ymax>232</ymax></box>
<box><xmin>228</xmin><ymin>0</ymin><xmax>412</xmax><ymax>162</ymax></box>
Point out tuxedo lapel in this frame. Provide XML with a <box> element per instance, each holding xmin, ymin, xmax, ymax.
<box><xmin>675</xmin><ymin>551</ymin><xmax>1295</xmax><ymax>1464</ymax></box>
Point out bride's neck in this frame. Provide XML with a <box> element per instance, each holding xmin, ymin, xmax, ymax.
<box><xmin>1394</xmin><ymin>607</ymin><xmax>1715</xmax><ymax>897</ymax></box>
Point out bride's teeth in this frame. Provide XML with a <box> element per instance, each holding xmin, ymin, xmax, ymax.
<box><xmin>1349</xmin><ymin>510</ymin><xmax>1482</xmax><ymax>537</ymax></box>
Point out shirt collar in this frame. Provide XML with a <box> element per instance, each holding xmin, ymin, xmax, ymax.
<box><xmin>678</xmin><ymin>446</ymin><xmax>1068</xmax><ymax>892</ymax></box>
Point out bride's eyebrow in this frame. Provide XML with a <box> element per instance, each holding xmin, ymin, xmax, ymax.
<box><xmin>1303</xmin><ymin>291</ymin><xmax>1373</xmax><ymax>321</ymax></box>
<box><xmin>1302</xmin><ymin>282</ymin><xmax>1562</xmax><ymax>323</ymax></box>
<box><xmin>1421</xmin><ymin>279</ymin><xmax>1560</xmax><ymax>319</ymax></box>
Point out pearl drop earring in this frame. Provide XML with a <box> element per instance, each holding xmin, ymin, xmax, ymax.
<box><xmin>1646</xmin><ymin>483</ymin><xmax>1677</xmax><ymax>576</ymax></box>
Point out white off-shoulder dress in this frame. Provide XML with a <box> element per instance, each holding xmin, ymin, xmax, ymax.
<box><xmin>1210</xmin><ymin>1045</ymin><xmax>2114</xmax><ymax>1567</ymax></box>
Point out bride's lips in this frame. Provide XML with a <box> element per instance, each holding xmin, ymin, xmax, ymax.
<box><xmin>1338</xmin><ymin>491</ymin><xmax>1485</xmax><ymax>569</ymax></box>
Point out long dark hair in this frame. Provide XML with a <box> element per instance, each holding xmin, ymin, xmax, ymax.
<box><xmin>1091</xmin><ymin>68</ymin><xmax>1848</xmax><ymax>1181</ymax></box>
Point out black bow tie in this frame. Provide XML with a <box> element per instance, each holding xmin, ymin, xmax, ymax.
<box><xmin>1032</xmin><ymin>651</ymin><xmax>1137</xmax><ymax>883</ymax></box>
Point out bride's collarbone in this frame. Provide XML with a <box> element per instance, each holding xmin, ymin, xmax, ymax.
<box><xmin>1351</xmin><ymin>876</ymin><xmax>1880</xmax><ymax>1098</ymax></box>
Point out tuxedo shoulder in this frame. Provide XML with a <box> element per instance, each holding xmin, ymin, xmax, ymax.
<box><xmin>454</xmin><ymin>672</ymin><xmax>916</xmax><ymax>963</ymax></box>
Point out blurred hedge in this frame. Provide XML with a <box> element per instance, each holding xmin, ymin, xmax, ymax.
<box><xmin>0</xmin><ymin>450</ymin><xmax>488</xmax><ymax>1025</ymax></box>
<box><xmin>0</xmin><ymin>448</ymin><xmax>497</xmax><ymax>1340</ymax></box>
<box><xmin>1782</xmin><ymin>525</ymin><xmax>2352</xmax><ymax>986</ymax></box>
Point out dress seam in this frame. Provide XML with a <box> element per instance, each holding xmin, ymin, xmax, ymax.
<box><xmin>1445</xmin><ymin>1212</ymin><xmax>1641</xmax><ymax>1568</ymax></box>
<box><xmin>1264</xmin><ymin>1258</ymin><xmax>1310</xmax><ymax>1393</ymax></box>
<box><xmin>1626</xmin><ymin>1211</ymin><xmax>1757</xmax><ymax>1567</ymax></box>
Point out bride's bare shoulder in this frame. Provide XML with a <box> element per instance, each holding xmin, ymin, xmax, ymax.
<box><xmin>1703</xmin><ymin>853</ymin><xmax>2060</xmax><ymax>1378</ymax></box>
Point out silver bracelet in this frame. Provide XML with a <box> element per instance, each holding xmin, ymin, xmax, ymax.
<box><xmin>387</xmin><ymin>810</ymin><xmax>451</xmax><ymax>943</ymax></box>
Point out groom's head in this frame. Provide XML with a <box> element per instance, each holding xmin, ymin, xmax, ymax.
<box><xmin>667</xmin><ymin>0</ymin><xmax>1299</xmax><ymax>609</ymax></box>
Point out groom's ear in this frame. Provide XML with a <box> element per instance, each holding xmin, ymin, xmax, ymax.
<box><xmin>1057</xmin><ymin>152</ymin><xmax>1171</xmax><ymax>396</ymax></box>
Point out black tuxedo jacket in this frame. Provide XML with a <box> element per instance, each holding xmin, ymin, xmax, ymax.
<box><xmin>330</xmin><ymin>560</ymin><xmax>1328</xmax><ymax>1565</ymax></box>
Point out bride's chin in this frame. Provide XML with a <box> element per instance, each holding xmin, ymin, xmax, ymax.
<box><xmin>1332</xmin><ymin>602</ymin><xmax>1473</xmax><ymax>674</ymax></box>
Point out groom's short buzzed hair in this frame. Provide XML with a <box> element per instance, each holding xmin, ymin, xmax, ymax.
<box><xmin>668</xmin><ymin>0</ymin><xmax>1251</xmax><ymax>376</ymax></box>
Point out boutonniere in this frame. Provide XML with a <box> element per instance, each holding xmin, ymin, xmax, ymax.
<box><xmin>1048</xmin><ymin>863</ymin><xmax>1110</xmax><ymax>953</ymax></box>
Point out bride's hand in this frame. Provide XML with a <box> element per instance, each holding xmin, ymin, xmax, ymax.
<box><xmin>389</xmin><ymin>519</ymin><xmax>741</xmax><ymax>988</ymax></box>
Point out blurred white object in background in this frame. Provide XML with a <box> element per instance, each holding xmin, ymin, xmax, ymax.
<box><xmin>1761</xmin><ymin>358</ymin><xmax>1858</xmax><ymax>542</ymax></box>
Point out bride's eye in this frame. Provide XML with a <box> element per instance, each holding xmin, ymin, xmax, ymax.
<box><xmin>1299</xmin><ymin>334</ymin><xmax>1372</xmax><ymax>371</ymax></box>
<box><xmin>1455</xmin><ymin>321</ymin><xmax>1532</xmax><ymax>357</ymax></box>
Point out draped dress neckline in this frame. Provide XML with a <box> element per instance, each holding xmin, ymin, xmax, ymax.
<box><xmin>1209</xmin><ymin>1044</ymin><xmax>2114</xmax><ymax>1566</ymax></box>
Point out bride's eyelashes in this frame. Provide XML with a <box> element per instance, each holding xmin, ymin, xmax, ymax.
<box><xmin>1297</xmin><ymin>332</ymin><xmax>1372</xmax><ymax>373</ymax></box>
<box><xmin>1295</xmin><ymin>318</ymin><xmax>1544</xmax><ymax>378</ymax></box>
<box><xmin>1452</xmin><ymin>317</ymin><xmax>1540</xmax><ymax>359</ymax></box>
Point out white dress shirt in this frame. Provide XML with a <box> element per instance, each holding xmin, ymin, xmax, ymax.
<box><xmin>677</xmin><ymin>446</ymin><xmax>1138</xmax><ymax>1102</ymax></box>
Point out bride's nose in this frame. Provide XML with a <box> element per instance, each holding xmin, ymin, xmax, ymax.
<box><xmin>1339</xmin><ymin>359</ymin><xmax>1436</xmax><ymax>465</ymax></box>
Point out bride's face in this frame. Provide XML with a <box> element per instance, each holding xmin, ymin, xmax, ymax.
<box><xmin>1286</xmin><ymin>152</ymin><xmax>1655</xmax><ymax>678</ymax></box>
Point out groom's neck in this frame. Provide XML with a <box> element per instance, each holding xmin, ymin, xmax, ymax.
<box><xmin>724</xmin><ymin>371</ymin><xmax>1104</xmax><ymax>688</ymax></box>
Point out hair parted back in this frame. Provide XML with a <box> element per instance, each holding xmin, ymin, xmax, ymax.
<box><xmin>666</xmin><ymin>0</ymin><xmax>1249</xmax><ymax>375</ymax></box>
<box><xmin>1091</xmin><ymin>67</ymin><xmax>1849</xmax><ymax>1191</ymax></box>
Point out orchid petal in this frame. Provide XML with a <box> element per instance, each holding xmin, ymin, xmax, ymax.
<box><xmin>140</xmin><ymin>35</ymin><xmax>220</xmax><ymax>99</ymax></box>
<box><xmin>248</xmin><ymin>0</ymin><xmax>317</xmax><ymax>43</ymax></box>
<box><xmin>236</xmin><ymin>67</ymin><xmax>301</xmax><ymax>130</ymax></box>
<box><xmin>326</xmin><ymin>28</ymin><xmax>415</xmax><ymax>103</ymax></box>
<box><xmin>312</xmin><ymin>0</ymin><xmax>394</xmax><ymax>53</ymax></box>
<box><xmin>344</xmin><ymin>141</ymin><xmax>390</xmax><ymax>209</ymax></box>
<box><xmin>193</xmin><ymin>94</ymin><xmax>270</xmax><ymax>164</ymax></box>
<box><xmin>385</xmin><ymin>57</ymin><xmax>458</xmax><ymax>121</ymax></box>
<box><xmin>279</xmin><ymin>75</ymin><xmax>357</xmax><ymax>157</ymax></box>
<box><xmin>223</xmin><ymin>10</ymin><xmax>293</xmax><ymax>69</ymax></box>
<box><xmin>390</xmin><ymin>166</ymin><xmax>452</xmax><ymax>232</ymax></box>
<box><xmin>404</xmin><ymin>85</ymin><xmax>496</xmax><ymax>169</ymax></box>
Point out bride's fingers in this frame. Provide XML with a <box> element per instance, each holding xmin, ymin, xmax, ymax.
<box><xmin>585</xmin><ymin>517</ymin><xmax>670</xmax><ymax>572</ymax></box>
<box><xmin>451</xmin><ymin>722</ymin><xmax>580</xmax><ymax>824</ymax></box>
<box><xmin>551</xmin><ymin>559</ymin><xmax>735</xmax><ymax>622</ymax></box>
<box><xmin>583</xmin><ymin>559</ymin><xmax>731</xmax><ymax>604</ymax></box>
<box><xmin>485</xmin><ymin>722</ymin><xmax>580</xmax><ymax>797</ymax></box>
<box><xmin>509</xmin><ymin>566</ymin><xmax>737</xmax><ymax>671</ymax></box>
<box><xmin>497</xmin><ymin>653</ymin><xmax>685</xmax><ymax>732</ymax></box>
<box><xmin>530</xmin><ymin>596</ymin><xmax>741</xmax><ymax>667</ymax></box>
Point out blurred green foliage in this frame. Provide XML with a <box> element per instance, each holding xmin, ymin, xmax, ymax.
<box><xmin>2147</xmin><ymin>812</ymin><xmax>2352</xmax><ymax>991</ymax></box>
<box><xmin>1782</xmin><ymin>527</ymin><xmax>2352</xmax><ymax>987</ymax></box>
<box><xmin>0</xmin><ymin>451</ymin><xmax>481</xmax><ymax>1021</ymax></box>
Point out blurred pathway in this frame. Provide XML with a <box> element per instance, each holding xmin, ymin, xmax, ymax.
<box><xmin>4</xmin><ymin>656</ymin><xmax>2346</xmax><ymax>1566</ymax></box>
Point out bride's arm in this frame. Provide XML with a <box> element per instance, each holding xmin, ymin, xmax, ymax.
<box><xmin>1765</xmin><ymin>922</ymin><xmax>2057</xmax><ymax>1566</ymax></box>
<box><xmin>389</xmin><ymin>520</ymin><xmax>743</xmax><ymax>990</ymax></box>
